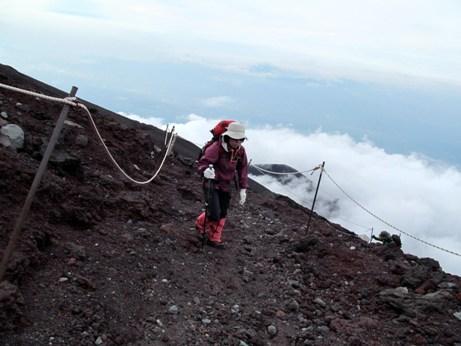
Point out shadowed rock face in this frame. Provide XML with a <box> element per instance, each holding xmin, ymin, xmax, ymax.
<box><xmin>1</xmin><ymin>64</ymin><xmax>461</xmax><ymax>345</ymax></box>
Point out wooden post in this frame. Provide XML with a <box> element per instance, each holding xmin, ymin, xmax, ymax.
<box><xmin>306</xmin><ymin>161</ymin><xmax>325</xmax><ymax>233</ymax></box>
<box><xmin>0</xmin><ymin>86</ymin><xmax>78</xmax><ymax>282</ymax></box>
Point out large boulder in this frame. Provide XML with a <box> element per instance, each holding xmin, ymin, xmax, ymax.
<box><xmin>0</xmin><ymin>123</ymin><xmax>24</xmax><ymax>149</ymax></box>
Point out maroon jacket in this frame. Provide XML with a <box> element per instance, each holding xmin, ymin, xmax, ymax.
<box><xmin>198</xmin><ymin>140</ymin><xmax>249</xmax><ymax>192</ymax></box>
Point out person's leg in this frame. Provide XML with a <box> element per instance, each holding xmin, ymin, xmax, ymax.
<box><xmin>206</xmin><ymin>187</ymin><xmax>221</xmax><ymax>222</ymax></box>
<box><xmin>218</xmin><ymin>190</ymin><xmax>231</xmax><ymax>219</ymax></box>
<box><xmin>208</xmin><ymin>190</ymin><xmax>231</xmax><ymax>243</ymax></box>
<box><xmin>208</xmin><ymin>218</ymin><xmax>226</xmax><ymax>243</ymax></box>
<box><xmin>195</xmin><ymin>211</ymin><xmax>206</xmax><ymax>233</ymax></box>
<box><xmin>196</xmin><ymin>187</ymin><xmax>220</xmax><ymax>234</ymax></box>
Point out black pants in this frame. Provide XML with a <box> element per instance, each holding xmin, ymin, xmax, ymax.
<box><xmin>204</xmin><ymin>186</ymin><xmax>231</xmax><ymax>221</ymax></box>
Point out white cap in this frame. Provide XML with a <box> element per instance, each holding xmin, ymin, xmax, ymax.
<box><xmin>222</xmin><ymin>122</ymin><xmax>246</xmax><ymax>140</ymax></box>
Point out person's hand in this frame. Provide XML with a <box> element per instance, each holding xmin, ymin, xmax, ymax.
<box><xmin>203</xmin><ymin>166</ymin><xmax>215</xmax><ymax>180</ymax></box>
<box><xmin>239</xmin><ymin>189</ymin><xmax>247</xmax><ymax>206</ymax></box>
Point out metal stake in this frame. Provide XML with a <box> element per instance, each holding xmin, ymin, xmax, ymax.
<box><xmin>306</xmin><ymin>161</ymin><xmax>325</xmax><ymax>233</ymax></box>
<box><xmin>0</xmin><ymin>86</ymin><xmax>78</xmax><ymax>282</ymax></box>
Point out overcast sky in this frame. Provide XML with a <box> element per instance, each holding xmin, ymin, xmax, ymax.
<box><xmin>2</xmin><ymin>1</ymin><xmax>461</xmax><ymax>274</ymax></box>
<box><xmin>3</xmin><ymin>0</ymin><xmax>461</xmax><ymax>83</ymax></box>
<box><xmin>2</xmin><ymin>1</ymin><xmax>461</xmax><ymax>164</ymax></box>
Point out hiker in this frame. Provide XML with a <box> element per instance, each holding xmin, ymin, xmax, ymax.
<box><xmin>372</xmin><ymin>230</ymin><xmax>402</xmax><ymax>248</ymax></box>
<box><xmin>195</xmin><ymin>122</ymin><xmax>249</xmax><ymax>248</ymax></box>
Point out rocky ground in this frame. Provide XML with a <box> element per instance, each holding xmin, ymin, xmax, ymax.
<box><xmin>1</xmin><ymin>64</ymin><xmax>461</xmax><ymax>345</ymax></box>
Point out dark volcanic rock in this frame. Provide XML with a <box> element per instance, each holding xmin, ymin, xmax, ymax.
<box><xmin>0</xmin><ymin>281</ymin><xmax>25</xmax><ymax>332</ymax></box>
<box><xmin>0</xmin><ymin>64</ymin><xmax>461</xmax><ymax>345</ymax></box>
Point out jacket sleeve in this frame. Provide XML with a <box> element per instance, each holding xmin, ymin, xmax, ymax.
<box><xmin>237</xmin><ymin>148</ymin><xmax>249</xmax><ymax>189</ymax></box>
<box><xmin>197</xmin><ymin>142</ymin><xmax>220</xmax><ymax>174</ymax></box>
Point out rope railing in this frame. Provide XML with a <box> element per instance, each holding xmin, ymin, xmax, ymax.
<box><xmin>323</xmin><ymin>168</ymin><xmax>461</xmax><ymax>257</ymax></box>
<box><xmin>80</xmin><ymin>104</ymin><xmax>176</xmax><ymax>184</ymax></box>
<box><xmin>2</xmin><ymin>81</ymin><xmax>458</xmax><ymax>257</ymax></box>
<box><xmin>250</xmin><ymin>171</ymin><xmax>315</xmax><ymax>206</ymax></box>
<box><xmin>251</xmin><ymin>159</ymin><xmax>461</xmax><ymax>257</ymax></box>
<box><xmin>0</xmin><ymin>82</ymin><xmax>76</xmax><ymax>106</ymax></box>
<box><xmin>0</xmin><ymin>82</ymin><xmax>175</xmax><ymax>185</ymax></box>
<box><xmin>250</xmin><ymin>164</ymin><xmax>354</xmax><ymax>238</ymax></box>
<box><xmin>251</xmin><ymin>163</ymin><xmax>321</xmax><ymax>176</ymax></box>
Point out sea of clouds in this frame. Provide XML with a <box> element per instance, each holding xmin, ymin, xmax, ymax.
<box><xmin>121</xmin><ymin>112</ymin><xmax>461</xmax><ymax>276</ymax></box>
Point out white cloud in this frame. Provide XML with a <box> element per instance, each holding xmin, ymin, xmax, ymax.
<box><xmin>117</xmin><ymin>112</ymin><xmax>164</xmax><ymax>128</ymax></box>
<box><xmin>200</xmin><ymin>96</ymin><xmax>233</xmax><ymax>108</ymax></box>
<box><xmin>123</xmin><ymin>113</ymin><xmax>461</xmax><ymax>276</ymax></box>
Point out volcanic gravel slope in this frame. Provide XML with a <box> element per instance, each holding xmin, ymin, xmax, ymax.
<box><xmin>1</xmin><ymin>64</ymin><xmax>461</xmax><ymax>345</ymax></box>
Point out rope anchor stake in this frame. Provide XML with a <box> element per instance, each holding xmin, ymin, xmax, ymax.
<box><xmin>0</xmin><ymin>86</ymin><xmax>78</xmax><ymax>283</ymax></box>
<box><xmin>306</xmin><ymin>161</ymin><xmax>325</xmax><ymax>234</ymax></box>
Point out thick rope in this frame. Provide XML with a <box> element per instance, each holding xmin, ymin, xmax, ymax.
<box><xmin>323</xmin><ymin>168</ymin><xmax>461</xmax><ymax>257</ymax></box>
<box><xmin>79</xmin><ymin>104</ymin><xmax>175</xmax><ymax>184</ymax></box>
<box><xmin>251</xmin><ymin>163</ymin><xmax>321</xmax><ymax>176</ymax></box>
<box><xmin>164</xmin><ymin>124</ymin><xmax>170</xmax><ymax>145</ymax></box>
<box><xmin>0</xmin><ymin>82</ymin><xmax>174</xmax><ymax>185</ymax></box>
<box><xmin>250</xmin><ymin>165</ymin><xmax>355</xmax><ymax>238</ymax></box>
<box><xmin>0</xmin><ymin>82</ymin><xmax>76</xmax><ymax>106</ymax></box>
<box><xmin>251</xmin><ymin>159</ymin><xmax>461</xmax><ymax>257</ymax></box>
<box><xmin>4</xmin><ymin>81</ymin><xmax>458</xmax><ymax>256</ymax></box>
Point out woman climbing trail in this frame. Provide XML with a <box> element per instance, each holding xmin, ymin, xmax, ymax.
<box><xmin>195</xmin><ymin>122</ymin><xmax>249</xmax><ymax>248</ymax></box>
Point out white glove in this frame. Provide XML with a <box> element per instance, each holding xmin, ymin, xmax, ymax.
<box><xmin>239</xmin><ymin>189</ymin><xmax>247</xmax><ymax>206</ymax></box>
<box><xmin>203</xmin><ymin>166</ymin><xmax>215</xmax><ymax>180</ymax></box>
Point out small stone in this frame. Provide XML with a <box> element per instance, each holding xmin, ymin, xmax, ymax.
<box><xmin>423</xmin><ymin>290</ymin><xmax>451</xmax><ymax>301</ymax></box>
<box><xmin>288</xmin><ymin>280</ymin><xmax>302</xmax><ymax>289</ymax></box>
<box><xmin>58</xmin><ymin>277</ymin><xmax>69</xmax><ymax>282</ymax></box>
<box><xmin>168</xmin><ymin>305</ymin><xmax>179</xmax><ymax>314</ymax></box>
<box><xmin>438</xmin><ymin>282</ymin><xmax>457</xmax><ymax>289</ymax></box>
<box><xmin>75</xmin><ymin>134</ymin><xmax>89</xmax><ymax>147</ymax></box>
<box><xmin>454</xmin><ymin>311</ymin><xmax>461</xmax><ymax>321</ymax></box>
<box><xmin>231</xmin><ymin>304</ymin><xmax>240</xmax><ymax>314</ymax></box>
<box><xmin>202</xmin><ymin>318</ymin><xmax>211</xmax><ymax>325</ymax></box>
<box><xmin>394</xmin><ymin>287</ymin><xmax>409</xmax><ymax>295</ymax></box>
<box><xmin>67</xmin><ymin>258</ymin><xmax>78</xmax><ymax>265</ymax></box>
<box><xmin>267</xmin><ymin>325</ymin><xmax>277</xmax><ymax>336</ymax></box>
<box><xmin>317</xmin><ymin>325</ymin><xmax>330</xmax><ymax>334</ymax></box>
<box><xmin>95</xmin><ymin>336</ymin><xmax>103</xmax><ymax>345</ymax></box>
<box><xmin>314</xmin><ymin>297</ymin><xmax>327</xmax><ymax>307</ymax></box>
<box><xmin>276</xmin><ymin>310</ymin><xmax>286</xmax><ymax>318</ymax></box>
<box><xmin>65</xmin><ymin>242</ymin><xmax>87</xmax><ymax>260</ymax></box>
<box><xmin>1</xmin><ymin>111</ymin><xmax>8</xmax><ymax>119</ymax></box>
<box><xmin>287</xmin><ymin>299</ymin><xmax>300</xmax><ymax>312</ymax></box>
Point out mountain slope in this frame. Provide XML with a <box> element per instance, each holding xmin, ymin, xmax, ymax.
<box><xmin>1</xmin><ymin>64</ymin><xmax>460</xmax><ymax>345</ymax></box>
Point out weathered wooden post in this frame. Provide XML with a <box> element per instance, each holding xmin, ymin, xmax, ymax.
<box><xmin>0</xmin><ymin>86</ymin><xmax>78</xmax><ymax>282</ymax></box>
<box><xmin>306</xmin><ymin>161</ymin><xmax>325</xmax><ymax>233</ymax></box>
